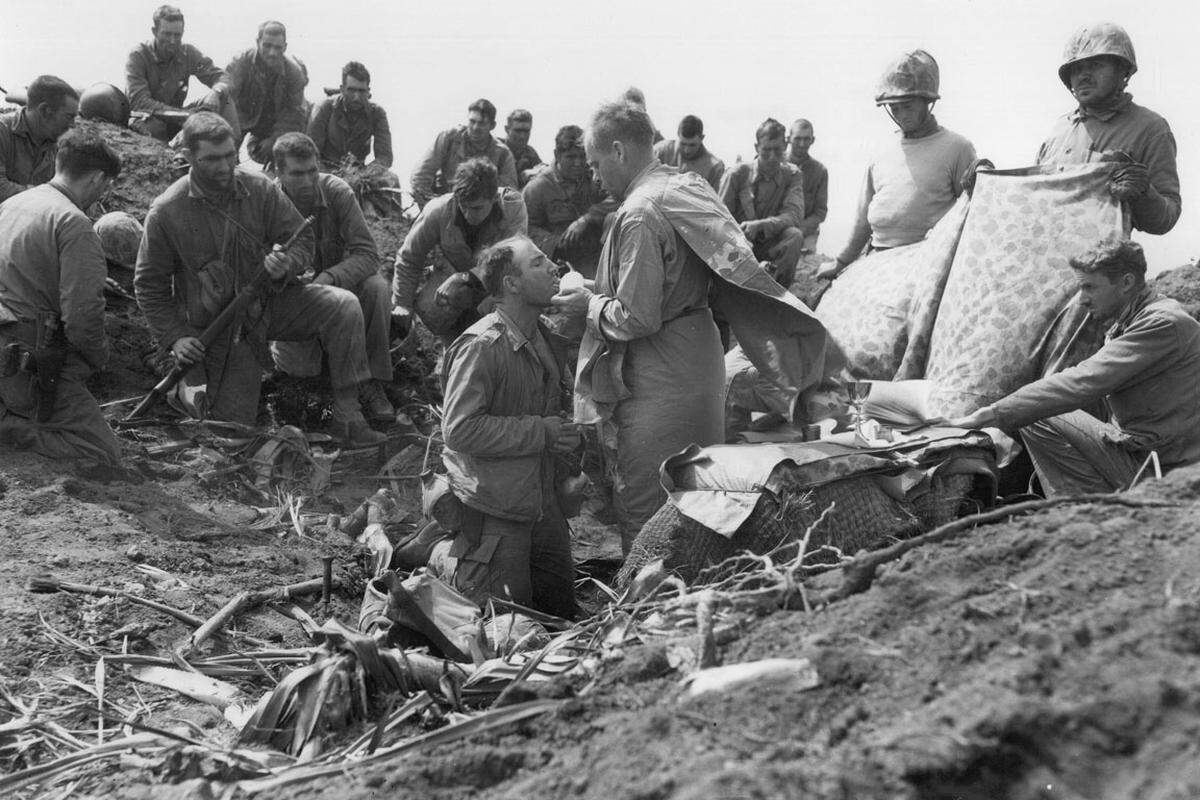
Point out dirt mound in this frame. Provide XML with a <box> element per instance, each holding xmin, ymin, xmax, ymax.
<box><xmin>273</xmin><ymin>466</ymin><xmax>1200</xmax><ymax>800</ymax></box>
<box><xmin>79</xmin><ymin>119</ymin><xmax>178</xmax><ymax>222</ymax></box>
<box><xmin>1154</xmin><ymin>261</ymin><xmax>1200</xmax><ymax>320</ymax></box>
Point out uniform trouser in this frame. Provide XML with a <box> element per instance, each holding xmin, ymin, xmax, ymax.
<box><xmin>448</xmin><ymin>503</ymin><xmax>577</xmax><ymax>619</ymax></box>
<box><xmin>131</xmin><ymin>90</ymin><xmax>242</xmax><ymax>144</ymax></box>
<box><xmin>1020</xmin><ymin>410</ymin><xmax>1143</xmax><ymax>497</ymax></box>
<box><xmin>752</xmin><ymin>226</ymin><xmax>805</xmax><ymax>289</ymax></box>
<box><xmin>611</xmin><ymin>312</ymin><xmax>725</xmax><ymax>553</ymax></box>
<box><xmin>271</xmin><ymin>273</ymin><xmax>393</xmax><ymax>382</ymax></box>
<box><xmin>0</xmin><ymin>354</ymin><xmax>121</xmax><ymax>465</ymax></box>
<box><xmin>205</xmin><ymin>283</ymin><xmax>371</xmax><ymax>425</ymax></box>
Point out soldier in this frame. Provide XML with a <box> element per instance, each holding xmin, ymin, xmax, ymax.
<box><xmin>498</xmin><ymin>109</ymin><xmax>544</xmax><ymax>187</ymax></box>
<box><xmin>392</xmin><ymin>158</ymin><xmax>527</xmax><ymax>343</ymax></box>
<box><xmin>410</xmin><ymin>99</ymin><xmax>518</xmax><ymax>209</ymax></box>
<box><xmin>718</xmin><ymin>118</ymin><xmax>806</xmax><ymax>288</ymax></box>
<box><xmin>271</xmin><ymin>132</ymin><xmax>394</xmax><ymax>424</ymax></box>
<box><xmin>0</xmin><ymin>129</ymin><xmax>122</xmax><ymax>463</ymax></box>
<box><xmin>523</xmin><ymin>124</ymin><xmax>612</xmax><ymax>279</ymax></box>
<box><xmin>654</xmin><ymin>115</ymin><xmax>725</xmax><ymax>191</ymax></box>
<box><xmin>307</xmin><ymin>61</ymin><xmax>393</xmax><ymax>171</ymax></box>
<box><xmin>439</xmin><ymin>236</ymin><xmax>578</xmax><ymax>618</ymax></box>
<box><xmin>125</xmin><ymin>4</ymin><xmax>239</xmax><ymax>142</ymax></box>
<box><xmin>786</xmin><ymin>118</ymin><xmax>829</xmax><ymax>253</ymax></box>
<box><xmin>0</xmin><ymin>75</ymin><xmax>79</xmax><ymax>204</ymax></box>
<box><xmin>225</xmin><ymin>20</ymin><xmax>309</xmax><ymax>166</ymax></box>
<box><xmin>135</xmin><ymin>112</ymin><xmax>385</xmax><ymax>446</ymax></box>
<box><xmin>823</xmin><ymin>50</ymin><xmax>976</xmax><ymax>279</ymax></box>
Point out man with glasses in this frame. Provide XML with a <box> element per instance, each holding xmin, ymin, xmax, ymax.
<box><xmin>0</xmin><ymin>76</ymin><xmax>79</xmax><ymax>204</ymax></box>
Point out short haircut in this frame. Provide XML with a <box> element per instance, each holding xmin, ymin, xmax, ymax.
<box><xmin>272</xmin><ymin>131</ymin><xmax>318</xmax><ymax>166</ymax></box>
<box><xmin>554</xmin><ymin>124</ymin><xmax>584</xmax><ymax>155</ymax></box>
<box><xmin>27</xmin><ymin>75</ymin><xmax>79</xmax><ymax>112</ymax></box>
<box><xmin>1070</xmin><ymin>239</ymin><xmax>1147</xmax><ymax>286</ymax></box>
<box><xmin>468</xmin><ymin>98</ymin><xmax>497</xmax><ymax>124</ymax></box>
<box><xmin>678</xmin><ymin>114</ymin><xmax>704</xmax><ymax>138</ymax></box>
<box><xmin>152</xmin><ymin>4</ymin><xmax>184</xmax><ymax>29</ymax></box>
<box><xmin>342</xmin><ymin>61</ymin><xmax>370</xmax><ymax>84</ymax></box>
<box><xmin>790</xmin><ymin>118</ymin><xmax>814</xmax><ymax>135</ymax></box>
<box><xmin>756</xmin><ymin>118</ymin><xmax>787</xmax><ymax>143</ymax></box>
<box><xmin>478</xmin><ymin>236</ymin><xmax>529</xmax><ymax>297</ymax></box>
<box><xmin>622</xmin><ymin>86</ymin><xmax>646</xmax><ymax>106</ymax></box>
<box><xmin>56</xmin><ymin>128</ymin><xmax>121</xmax><ymax>179</ymax></box>
<box><xmin>257</xmin><ymin>20</ymin><xmax>286</xmax><ymax>41</ymax></box>
<box><xmin>180</xmin><ymin>110</ymin><xmax>235</xmax><ymax>152</ymax></box>
<box><xmin>588</xmin><ymin>101</ymin><xmax>655</xmax><ymax>152</ymax></box>
<box><xmin>452</xmin><ymin>157</ymin><xmax>499</xmax><ymax>203</ymax></box>
<box><xmin>507</xmin><ymin>109</ymin><xmax>532</xmax><ymax>126</ymax></box>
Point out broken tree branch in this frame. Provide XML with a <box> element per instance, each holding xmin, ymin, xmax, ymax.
<box><xmin>26</xmin><ymin>576</ymin><xmax>205</xmax><ymax>628</ymax></box>
<box><xmin>179</xmin><ymin>577</ymin><xmax>329</xmax><ymax>660</ymax></box>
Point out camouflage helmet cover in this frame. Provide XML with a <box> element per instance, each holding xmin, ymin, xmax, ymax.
<box><xmin>1058</xmin><ymin>23</ymin><xmax>1138</xmax><ymax>88</ymax></box>
<box><xmin>874</xmin><ymin>49</ymin><xmax>941</xmax><ymax>105</ymax></box>
<box><xmin>95</xmin><ymin>212</ymin><xmax>144</xmax><ymax>269</ymax></box>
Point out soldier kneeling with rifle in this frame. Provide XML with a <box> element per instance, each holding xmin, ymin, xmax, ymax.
<box><xmin>134</xmin><ymin>111</ymin><xmax>386</xmax><ymax>447</ymax></box>
<box><xmin>0</xmin><ymin>130</ymin><xmax>124</xmax><ymax>464</ymax></box>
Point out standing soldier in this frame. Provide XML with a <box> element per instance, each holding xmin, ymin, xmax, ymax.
<box><xmin>1037</xmin><ymin>22</ymin><xmax>1179</xmax><ymax>234</ymax></box>
<box><xmin>823</xmin><ymin>50</ymin><xmax>976</xmax><ymax>279</ymax></box>
<box><xmin>0</xmin><ymin>130</ymin><xmax>122</xmax><ymax>463</ymax></box>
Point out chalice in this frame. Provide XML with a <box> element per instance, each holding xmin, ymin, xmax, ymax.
<box><xmin>847</xmin><ymin>380</ymin><xmax>873</xmax><ymax>437</ymax></box>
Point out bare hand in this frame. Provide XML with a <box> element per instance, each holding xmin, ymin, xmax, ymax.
<box><xmin>550</xmin><ymin>286</ymin><xmax>593</xmax><ymax>319</ymax></box>
<box><xmin>740</xmin><ymin>220</ymin><xmax>767</xmax><ymax>241</ymax></box>
<box><xmin>552</xmin><ymin>421</ymin><xmax>582</xmax><ymax>453</ymax></box>
<box><xmin>561</xmin><ymin>217</ymin><xmax>590</xmax><ymax>249</ymax></box>
<box><xmin>171</xmin><ymin>336</ymin><xmax>205</xmax><ymax>366</ymax></box>
<box><xmin>263</xmin><ymin>245</ymin><xmax>291</xmax><ymax>281</ymax></box>
<box><xmin>390</xmin><ymin>305</ymin><xmax>412</xmax><ymax>339</ymax></box>
<box><xmin>435</xmin><ymin>271</ymin><xmax>474</xmax><ymax>308</ymax></box>
<box><xmin>815</xmin><ymin>258</ymin><xmax>846</xmax><ymax>280</ymax></box>
<box><xmin>310</xmin><ymin>270</ymin><xmax>334</xmax><ymax>286</ymax></box>
<box><xmin>949</xmin><ymin>407</ymin><xmax>997</xmax><ymax>429</ymax></box>
<box><xmin>1109</xmin><ymin>162</ymin><xmax>1150</xmax><ymax>200</ymax></box>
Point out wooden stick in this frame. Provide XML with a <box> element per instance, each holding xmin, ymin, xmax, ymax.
<box><xmin>179</xmin><ymin>577</ymin><xmax>329</xmax><ymax>659</ymax></box>
<box><xmin>26</xmin><ymin>577</ymin><xmax>204</xmax><ymax>628</ymax></box>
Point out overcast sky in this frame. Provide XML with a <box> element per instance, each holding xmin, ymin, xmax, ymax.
<box><xmin>4</xmin><ymin>0</ymin><xmax>1196</xmax><ymax>271</ymax></box>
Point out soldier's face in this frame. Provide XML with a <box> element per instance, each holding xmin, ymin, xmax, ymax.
<box><xmin>883</xmin><ymin>98</ymin><xmax>931</xmax><ymax>134</ymax></box>
<box><xmin>510</xmin><ymin>239</ymin><xmax>560</xmax><ymax>306</ymax></box>
<box><xmin>459</xmin><ymin>196</ymin><xmax>495</xmax><ymax>226</ymax></box>
<box><xmin>257</xmin><ymin>32</ymin><xmax>287</xmax><ymax>68</ymax></box>
<box><xmin>557</xmin><ymin>147</ymin><xmax>588</xmax><ymax>182</ymax></box>
<box><xmin>187</xmin><ymin>137</ymin><xmax>238</xmax><ymax>191</ymax></box>
<box><xmin>278</xmin><ymin>155</ymin><xmax>320</xmax><ymax>206</ymax></box>
<box><xmin>341</xmin><ymin>76</ymin><xmax>370</xmax><ymax>111</ymax></box>
<box><xmin>788</xmin><ymin>126</ymin><xmax>814</xmax><ymax>158</ymax></box>
<box><xmin>585</xmin><ymin>136</ymin><xmax>631</xmax><ymax>199</ymax></box>
<box><xmin>153</xmin><ymin>20</ymin><xmax>185</xmax><ymax>58</ymax></box>
<box><xmin>41</xmin><ymin>97</ymin><xmax>78</xmax><ymax>139</ymax></box>
<box><xmin>467</xmin><ymin>111</ymin><xmax>494</xmax><ymax>146</ymax></box>
<box><xmin>755</xmin><ymin>137</ymin><xmax>785</xmax><ymax>173</ymax></box>
<box><xmin>1069</xmin><ymin>56</ymin><xmax>1125</xmax><ymax>107</ymax></box>
<box><xmin>1076</xmin><ymin>270</ymin><xmax>1134</xmax><ymax>322</ymax></box>
<box><xmin>505</xmin><ymin>120</ymin><xmax>531</xmax><ymax>149</ymax></box>
<box><xmin>677</xmin><ymin>134</ymin><xmax>703</xmax><ymax>160</ymax></box>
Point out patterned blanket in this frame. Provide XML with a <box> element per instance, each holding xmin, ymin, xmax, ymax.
<box><xmin>817</xmin><ymin>163</ymin><xmax>1124</xmax><ymax>415</ymax></box>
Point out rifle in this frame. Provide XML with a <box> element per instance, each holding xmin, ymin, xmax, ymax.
<box><xmin>124</xmin><ymin>215</ymin><xmax>316</xmax><ymax>421</ymax></box>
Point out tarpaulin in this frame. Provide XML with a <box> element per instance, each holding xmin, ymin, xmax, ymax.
<box><xmin>817</xmin><ymin>163</ymin><xmax>1124</xmax><ymax>415</ymax></box>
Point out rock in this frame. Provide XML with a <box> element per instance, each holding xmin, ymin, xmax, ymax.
<box><xmin>126</xmin><ymin>543</ymin><xmax>145</xmax><ymax>561</ymax></box>
<box><xmin>48</xmin><ymin>553</ymin><xmax>70</xmax><ymax>567</ymax></box>
<box><xmin>1154</xmin><ymin>262</ymin><xmax>1200</xmax><ymax>321</ymax></box>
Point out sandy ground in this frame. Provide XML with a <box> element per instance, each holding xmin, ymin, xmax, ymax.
<box><xmin>3</xmin><ymin>122</ymin><xmax>1200</xmax><ymax>799</ymax></box>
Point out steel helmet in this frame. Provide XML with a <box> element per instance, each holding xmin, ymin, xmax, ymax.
<box><xmin>1058</xmin><ymin>23</ymin><xmax>1138</xmax><ymax>88</ymax></box>
<box><xmin>874</xmin><ymin>50</ymin><xmax>941</xmax><ymax>105</ymax></box>
<box><xmin>94</xmin><ymin>212</ymin><xmax>144</xmax><ymax>269</ymax></box>
<box><xmin>79</xmin><ymin>83</ymin><xmax>130</xmax><ymax>127</ymax></box>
